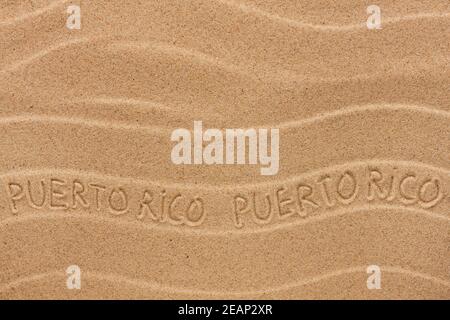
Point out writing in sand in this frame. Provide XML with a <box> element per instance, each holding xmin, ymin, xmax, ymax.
<box><xmin>1</xmin><ymin>166</ymin><xmax>445</xmax><ymax>230</ymax></box>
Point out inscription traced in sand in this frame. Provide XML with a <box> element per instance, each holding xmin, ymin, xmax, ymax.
<box><xmin>2</xmin><ymin>166</ymin><xmax>446</xmax><ymax>230</ymax></box>
<box><xmin>232</xmin><ymin>167</ymin><xmax>445</xmax><ymax>228</ymax></box>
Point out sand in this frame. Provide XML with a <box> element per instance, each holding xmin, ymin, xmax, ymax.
<box><xmin>0</xmin><ymin>0</ymin><xmax>449</xmax><ymax>299</ymax></box>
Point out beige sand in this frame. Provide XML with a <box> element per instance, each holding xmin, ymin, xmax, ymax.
<box><xmin>0</xmin><ymin>0</ymin><xmax>449</xmax><ymax>299</ymax></box>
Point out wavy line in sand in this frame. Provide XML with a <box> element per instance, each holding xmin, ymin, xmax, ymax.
<box><xmin>0</xmin><ymin>113</ymin><xmax>169</xmax><ymax>134</ymax></box>
<box><xmin>1</xmin><ymin>37</ymin><xmax>447</xmax><ymax>83</ymax></box>
<box><xmin>0</xmin><ymin>37</ymin><xmax>263</xmax><ymax>78</ymax></box>
<box><xmin>269</xmin><ymin>103</ymin><xmax>450</xmax><ymax>130</ymax></box>
<box><xmin>0</xmin><ymin>266</ymin><xmax>448</xmax><ymax>295</ymax></box>
<box><xmin>0</xmin><ymin>104</ymin><xmax>448</xmax><ymax>137</ymax></box>
<box><xmin>0</xmin><ymin>0</ymin><xmax>70</xmax><ymax>27</ymax></box>
<box><xmin>0</xmin><ymin>204</ymin><xmax>447</xmax><ymax>236</ymax></box>
<box><xmin>0</xmin><ymin>37</ymin><xmax>268</xmax><ymax>80</ymax></box>
<box><xmin>106</xmin><ymin>40</ymin><xmax>450</xmax><ymax>83</ymax></box>
<box><xmin>70</xmin><ymin>96</ymin><xmax>175</xmax><ymax>113</ymax></box>
<box><xmin>1</xmin><ymin>0</ymin><xmax>446</xmax><ymax>31</ymax></box>
<box><xmin>216</xmin><ymin>0</ymin><xmax>450</xmax><ymax>31</ymax></box>
<box><xmin>0</xmin><ymin>37</ymin><xmax>91</xmax><ymax>74</ymax></box>
<box><xmin>0</xmin><ymin>159</ymin><xmax>447</xmax><ymax>190</ymax></box>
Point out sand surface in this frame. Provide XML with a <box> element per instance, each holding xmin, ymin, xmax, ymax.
<box><xmin>0</xmin><ymin>0</ymin><xmax>449</xmax><ymax>299</ymax></box>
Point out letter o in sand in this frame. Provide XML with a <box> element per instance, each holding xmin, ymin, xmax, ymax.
<box><xmin>337</xmin><ymin>171</ymin><xmax>358</xmax><ymax>204</ymax></box>
<box><xmin>108</xmin><ymin>188</ymin><xmax>129</xmax><ymax>215</ymax></box>
<box><xmin>185</xmin><ymin>197</ymin><xmax>206</xmax><ymax>227</ymax></box>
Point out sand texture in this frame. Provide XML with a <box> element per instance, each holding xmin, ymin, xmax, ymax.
<box><xmin>0</xmin><ymin>0</ymin><xmax>449</xmax><ymax>299</ymax></box>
